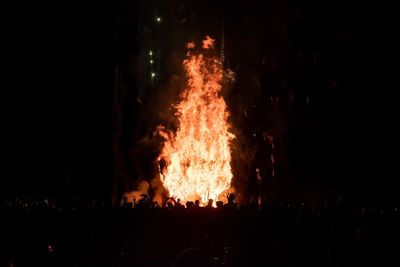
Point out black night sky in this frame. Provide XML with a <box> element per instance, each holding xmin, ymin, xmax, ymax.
<box><xmin>2</xmin><ymin>2</ymin><xmax>400</xmax><ymax>267</ymax></box>
<box><xmin>1</xmin><ymin>0</ymin><xmax>396</xmax><ymax>204</ymax></box>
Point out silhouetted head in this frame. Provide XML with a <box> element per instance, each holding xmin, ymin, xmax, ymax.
<box><xmin>216</xmin><ymin>201</ymin><xmax>224</xmax><ymax>209</ymax></box>
<box><xmin>228</xmin><ymin>193</ymin><xmax>235</xmax><ymax>204</ymax></box>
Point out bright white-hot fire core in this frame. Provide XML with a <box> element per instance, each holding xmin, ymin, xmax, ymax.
<box><xmin>158</xmin><ymin>36</ymin><xmax>235</xmax><ymax>204</ymax></box>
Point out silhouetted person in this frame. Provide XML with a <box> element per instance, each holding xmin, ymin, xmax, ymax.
<box><xmin>225</xmin><ymin>193</ymin><xmax>237</xmax><ymax>209</ymax></box>
<box><xmin>163</xmin><ymin>197</ymin><xmax>176</xmax><ymax>208</ymax></box>
<box><xmin>176</xmin><ymin>199</ymin><xmax>184</xmax><ymax>208</ymax></box>
<box><xmin>186</xmin><ymin>201</ymin><xmax>194</xmax><ymax>209</ymax></box>
<box><xmin>121</xmin><ymin>196</ymin><xmax>133</xmax><ymax>209</ymax></box>
<box><xmin>135</xmin><ymin>194</ymin><xmax>150</xmax><ymax>208</ymax></box>
<box><xmin>227</xmin><ymin>193</ymin><xmax>235</xmax><ymax>204</ymax></box>
<box><xmin>121</xmin><ymin>196</ymin><xmax>128</xmax><ymax>206</ymax></box>
<box><xmin>151</xmin><ymin>201</ymin><xmax>159</xmax><ymax>208</ymax></box>
<box><xmin>216</xmin><ymin>201</ymin><xmax>224</xmax><ymax>209</ymax></box>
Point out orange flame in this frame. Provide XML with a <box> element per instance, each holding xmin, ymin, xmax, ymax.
<box><xmin>202</xmin><ymin>35</ymin><xmax>215</xmax><ymax>49</ymax></box>
<box><xmin>158</xmin><ymin>37</ymin><xmax>235</xmax><ymax>204</ymax></box>
<box><xmin>186</xmin><ymin>42</ymin><xmax>195</xmax><ymax>49</ymax></box>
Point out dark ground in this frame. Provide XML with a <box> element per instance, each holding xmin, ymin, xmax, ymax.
<box><xmin>1</xmin><ymin>198</ymin><xmax>400</xmax><ymax>267</ymax></box>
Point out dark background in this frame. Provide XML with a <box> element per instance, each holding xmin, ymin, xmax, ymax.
<box><xmin>1</xmin><ymin>1</ymin><xmax>396</xmax><ymax>204</ymax></box>
<box><xmin>2</xmin><ymin>1</ymin><xmax>113</xmax><ymax>199</ymax></box>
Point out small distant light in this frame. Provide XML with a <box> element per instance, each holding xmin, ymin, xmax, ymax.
<box><xmin>151</xmin><ymin>73</ymin><xmax>155</xmax><ymax>78</ymax></box>
<box><xmin>149</xmin><ymin>50</ymin><xmax>153</xmax><ymax>56</ymax></box>
<box><xmin>156</xmin><ymin>17</ymin><xmax>161</xmax><ymax>22</ymax></box>
<box><xmin>150</xmin><ymin>60</ymin><xmax>153</xmax><ymax>64</ymax></box>
<box><xmin>48</xmin><ymin>245</ymin><xmax>54</xmax><ymax>253</ymax></box>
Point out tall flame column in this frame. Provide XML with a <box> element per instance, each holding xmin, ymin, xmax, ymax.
<box><xmin>158</xmin><ymin>36</ymin><xmax>235</xmax><ymax>204</ymax></box>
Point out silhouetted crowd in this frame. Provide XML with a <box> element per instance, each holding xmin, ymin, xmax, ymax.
<box><xmin>1</xmin><ymin>195</ymin><xmax>399</xmax><ymax>267</ymax></box>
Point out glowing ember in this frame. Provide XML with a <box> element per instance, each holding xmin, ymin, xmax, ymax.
<box><xmin>158</xmin><ymin>36</ymin><xmax>235</xmax><ymax>204</ymax></box>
